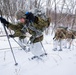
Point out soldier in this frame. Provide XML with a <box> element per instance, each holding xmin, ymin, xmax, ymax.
<box><xmin>53</xmin><ymin>26</ymin><xmax>68</xmax><ymax>51</ymax></box>
<box><xmin>53</xmin><ymin>26</ymin><xmax>68</xmax><ymax>40</ymax></box>
<box><xmin>0</xmin><ymin>10</ymin><xmax>50</xmax><ymax>59</ymax></box>
<box><xmin>53</xmin><ymin>26</ymin><xmax>76</xmax><ymax>51</ymax></box>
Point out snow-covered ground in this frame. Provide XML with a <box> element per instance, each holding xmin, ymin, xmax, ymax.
<box><xmin>0</xmin><ymin>23</ymin><xmax>76</xmax><ymax>75</ymax></box>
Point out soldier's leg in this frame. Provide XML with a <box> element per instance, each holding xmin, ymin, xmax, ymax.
<box><xmin>53</xmin><ymin>40</ymin><xmax>58</xmax><ymax>51</ymax></box>
<box><xmin>31</xmin><ymin>35</ymin><xmax>43</xmax><ymax>43</ymax></box>
<box><xmin>68</xmin><ymin>39</ymin><xmax>73</xmax><ymax>49</ymax></box>
<box><xmin>18</xmin><ymin>38</ymin><xmax>26</xmax><ymax>50</ymax></box>
<box><xmin>58</xmin><ymin>40</ymin><xmax>63</xmax><ymax>51</ymax></box>
<box><xmin>62</xmin><ymin>39</ymin><xmax>67</xmax><ymax>48</ymax></box>
<box><xmin>18</xmin><ymin>37</ymin><xmax>30</xmax><ymax>52</ymax></box>
<box><xmin>30</xmin><ymin>42</ymin><xmax>45</xmax><ymax>57</ymax></box>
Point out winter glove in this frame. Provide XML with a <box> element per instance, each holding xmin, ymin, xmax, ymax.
<box><xmin>20</xmin><ymin>29</ymin><xmax>25</xmax><ymax>34</ymax></box>
<box><xmin>0</xmin><ymin>17</ymin><xmax>9</xmax><ymax>25</ymax></box>
<box><xmin>9</xmin><ymin>35</ymin><xmax>15</xmax><ymax>38</ymax></box>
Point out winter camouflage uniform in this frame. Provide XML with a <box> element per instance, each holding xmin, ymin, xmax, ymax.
<box><xmin>7</xmin><ymin>22</ymin><xmax>26</xmax><ymax>39</ymax></box>
<box><xmin>6</xmin><ymin>10</ymin><xmax>50</xmax><ymax>43</ymax></box>
<box><xmin>53</xmin><ymin>26</ymin><xmax>76</xmax><ymax>40</ymax></box>
<box><xmin>53</xmin><ymin>27</ymin><xmax>68</xmax><ymax>40</ymax></box>
<box><xmin>53</xmin><ymin>26</ymin><xmax>68</xmax><ymax>51</ymax></box>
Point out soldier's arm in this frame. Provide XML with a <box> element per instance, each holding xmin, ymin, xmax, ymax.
<box><xmin>7</xmin><ymin>23</ymin><xmax>26</xmax><ymax>38</ymax></box>
<box><xmin>7</xmin><ymin>22</ymin><xmax>23</xmax><ymax>31</ymax></box>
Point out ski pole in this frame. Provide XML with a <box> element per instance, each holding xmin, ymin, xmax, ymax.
<box><xmin>3</xmin><ymin>24</ymin><xmax>18</xmax><ymax>66</ymax></box>
<box><xmin>12</xmin><ymin>38</ymin><xmax>27</xmax><ymax>52</ymax></box>
<box><xmin>40</xmin><ymin>42</ymin><xmax>47</xmax><ymax>53</ymax></box>
<box><xmin>0</xmin><ymin>10</ymin><xmax>18</xmax><ymax>66</ymax></box>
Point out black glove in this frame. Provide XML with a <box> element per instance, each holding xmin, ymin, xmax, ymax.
<box><xmin>0</xmin><ymin>17</ymin><xmax>9</xmax><ymax>25</ymax></box>
<box><xmin>9</xmin><ymin>35</ymin><xmax>15</xmax><ymax>38</ymax></box>
<box><xmin>20</xmin><ymin>29</ymin><xmax>25</xmax><ymax>34</ymax></box>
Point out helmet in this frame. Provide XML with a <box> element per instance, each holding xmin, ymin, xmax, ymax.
<box><xmin>16</xmin><ymin>10</ymin><xmax>26</xmax><ymax>20</ymax></box>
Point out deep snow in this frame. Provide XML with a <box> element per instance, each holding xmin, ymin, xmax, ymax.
<box><xmin>0</xmin><ymin>23</ymin><xmax>76</xmax><ymax>75</ymax></box>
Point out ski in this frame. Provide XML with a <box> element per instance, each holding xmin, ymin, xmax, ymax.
<box><xmin>0</xmin><ymin>47</ymin><xmax>21</xmax><ymax>50</ymax></box>
<box><xmin>28</xmin><ymin>56</ymin><xmax>44</xmax><ymax>62</ymax></box>
<box><xmin>28</xmin><ymin>53</ymin><xmax>47</xmax><ymax>62</ymax></box>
